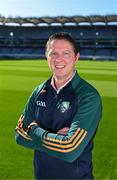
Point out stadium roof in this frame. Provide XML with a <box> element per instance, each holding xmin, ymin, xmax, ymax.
<box><xmin>0</xmin><ymin>15</ymin><xmax>117</xmax><ymax>26</ymax></box>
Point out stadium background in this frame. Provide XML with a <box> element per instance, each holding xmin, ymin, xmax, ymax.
<box><xmin>0</xmin><ymin>14</ymin><xmax>117</xmax><ymax>179</ymax></box>
<box><xmin>0</xmin><ymin>15</ymin><xmax>117</xmax><ymax>60</ymax></box>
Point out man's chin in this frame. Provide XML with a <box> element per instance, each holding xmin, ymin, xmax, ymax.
<box><xmin>54</xmin><ymin>72</ymin><xmax>66</xmax><ymax>77</ymax></box>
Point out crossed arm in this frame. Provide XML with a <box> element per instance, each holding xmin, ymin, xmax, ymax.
<box><xmin>15</xmin><ymin>88</ymin><xmax>102</xmax><ymax>163</ymax></box>
<box><xmin>15</xmin><ymin>118</ymin><xmax>69</xmax><ymax>141</ymax></box>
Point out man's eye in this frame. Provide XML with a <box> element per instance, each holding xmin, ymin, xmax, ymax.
<box><xmin>63</xmin><ymin>52</ymin><xmax>70</xmax><ymax>56</ymax></box>
<box><xmin>64</xmin><ymin>52</ymin><xmax>69</xmax><ymax>55</ymax></box>
<box><xmin>50</xmin><ymin>52</ymin><xmax>57</xmax><ymax>57</ymax></box>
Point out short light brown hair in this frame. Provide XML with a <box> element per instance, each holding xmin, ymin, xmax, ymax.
<box><xmin>46</xmin><ymin>32</ymin><xmax>80</xmax><ymax>55</ymax></box>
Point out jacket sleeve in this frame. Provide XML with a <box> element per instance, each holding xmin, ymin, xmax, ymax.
<box><xmin>16</xmin><ymin>89</ymin><xmax>102</xmax><ymax>162</ymax></box>
<box><xmin>15</xmin><ymin>83</ymin><xmax>45</xmax><ymax>149</ymax></box>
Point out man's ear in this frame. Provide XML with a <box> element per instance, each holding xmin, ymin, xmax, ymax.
<box><xmin>75</xmin><ymin>52</ymin><xmax>80</xmax><ymax>62</ymax></box>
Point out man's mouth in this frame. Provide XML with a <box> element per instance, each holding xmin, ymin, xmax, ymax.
<box><xmin>55</xmin><ymin>65</ymin><xmax>65</xmax><ymax>69</ymax></box>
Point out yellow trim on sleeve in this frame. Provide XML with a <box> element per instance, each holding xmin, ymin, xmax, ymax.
<box><xmin>43</xmin><ymin>131</ymin><xmax>87</xmax><ymax>153</ymax></box>
<box><xmin>44</xmin><ymin>127</ymin><xmax>81</xmax><ymax>145</ymax></box>
<box><xmin>43</xmin><ymin>129</ymin><xmax>86</xmax><ymax>149</ymax></box>
<box><xmin>16</xmin><ymin>128</ymin><xmax>32</xmax><ymax>141</ymax></box>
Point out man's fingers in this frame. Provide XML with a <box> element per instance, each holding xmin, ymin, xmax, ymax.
<box><xmin>57</xmin><ymin>127</ymin><xmax>70</xmax><ymax>135</ymax></box>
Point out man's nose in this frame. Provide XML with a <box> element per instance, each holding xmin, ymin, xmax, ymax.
<box><xmin>55</xmin><ymin>54</ymin><xmax>63</xmax><ymax>61</ymax></box>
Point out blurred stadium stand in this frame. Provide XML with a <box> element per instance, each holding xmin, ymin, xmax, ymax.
<box><xmin>0</xmin><ymin>15</ymin><xmax>117</xmax><ymax>60</ymax></box>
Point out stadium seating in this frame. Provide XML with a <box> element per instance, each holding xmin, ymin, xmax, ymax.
<box><xmin>0</xmin><ymin>15</ymin><xmax>117</xmax><ymax>60</ymax></box>
<box><xmin>111</xmin><ymin>50</ymin><xmax>117</xmax><ymax>60</ymax></box>
<box><xmin>80</xmin><ymin>48</ymin><xmax>94</xmax><ymax>60</ymax></box>
<box><xmin>94</xmin><ymin>49</ymin><xmax>111</xmax><ymax>60</ymax></box>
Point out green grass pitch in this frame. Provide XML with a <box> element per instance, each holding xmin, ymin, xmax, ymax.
<box><xmin>0</xmin><ymin>60</ymin><xmax>117</xmax><ymax>179</ymax></box>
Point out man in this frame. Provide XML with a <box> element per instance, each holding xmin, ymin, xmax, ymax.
<box><xmin>15</xmin><ymin>32</ymin><xmax>102</xmax><ymax>179</ymax></box>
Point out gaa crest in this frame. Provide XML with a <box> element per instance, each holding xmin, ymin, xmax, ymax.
<box><xmin>59</xmin><ymin>101</ymin><xmax>70</xmax><ymax>113</ymax></box>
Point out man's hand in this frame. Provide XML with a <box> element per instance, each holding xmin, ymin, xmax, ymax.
<box><xmin>28</xmin><ymin>121</ymin><xmax>38</xmax><ymax>129</ymax></box>
<box><xmin>57</xmin><ymin>127</ymin><xmax>70</xmax><ymax>135</ymax></box>
<box><xmin>27</xmin><ymin>121</ymin><xmax>39</xmax><ymax>134</ymax></box>
<box><xmin>15</xmin><ymin>115</ymin><xmax>32</xmax><ymax>141</ymax></box>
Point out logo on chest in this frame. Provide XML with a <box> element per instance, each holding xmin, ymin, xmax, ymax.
<box><xmin>57</xmin><ymin>101</ymin><xmax>70</xmax><ymax>113</ymax></box>
<box><xmin>36</xmin><ymin>100</ymin><xmax>46</xmax><ymax>107</ymax></box>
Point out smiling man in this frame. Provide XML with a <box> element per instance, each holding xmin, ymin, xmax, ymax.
<box><xmin>15</xmin><ymin>32</ymin><xmax>102</xmax><ymax>179</ymax></box>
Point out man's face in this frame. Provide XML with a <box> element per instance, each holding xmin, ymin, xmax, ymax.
<box><xmin>46</xmin><ymin>39</ymin><xmax>79</xmax><ymax>80</ymax></box>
